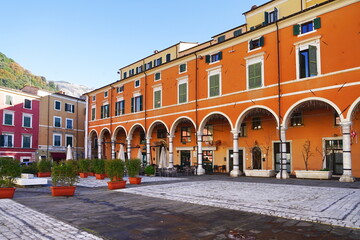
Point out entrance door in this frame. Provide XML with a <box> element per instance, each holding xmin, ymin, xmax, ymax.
<box><xmin>229</xmin><ymin>149</ymin><xmax>244</xmax><ymax>172</ymax></box>
<box><xmin>325</xmin><ymin>140</ymin><xmax>343</xmax><ymax>175</ymax></box>
<box><xmin>252</xmin><ymin>147</ymin><xmax>262</xmax><ymax>169</ymax></box>
<box><xmin>274</xmin><ymin>142</ymin><xmax>291</xmax><ymax>173</ymax></box>
<box><xmin>180</xmin><ymin>150</ymin><xmax>191</xmax><ymax>167</ymax></box>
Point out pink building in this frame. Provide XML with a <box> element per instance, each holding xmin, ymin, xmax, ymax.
<box><xmin>0</xmin><ymin>87</ymin><xmax>40</xmax><ymax>163</ymax></box>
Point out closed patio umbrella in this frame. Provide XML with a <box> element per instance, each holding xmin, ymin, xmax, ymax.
<box><xmin>159</xmin><ymin>146</ymin><xmax>167</xmax><ymax>168</ymax></box>
<box><xmin>66</xmin><ymin>145</ymin><xmax>73</xmax><ymax>160</ymax></box>
<box><xmin>118</xmin><ymin>144</ymin><xmax>125</xmax><ymax>161</ymax></box>
<box><xmin>137</xmin><ymin>147</ymin><xmax>142</xmax><ymax>160</ymax></box>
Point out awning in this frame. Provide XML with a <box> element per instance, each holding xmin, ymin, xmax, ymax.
<box><xmin>50</xmin><ymin>152</ymin><xmax>66</xmax><ymax>159</ymax></box>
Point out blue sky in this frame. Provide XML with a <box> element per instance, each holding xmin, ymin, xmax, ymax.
<box><xmin>1</xmin><ymin>0</ymin><xmax>266</xmax><ymax>89</ymax></box>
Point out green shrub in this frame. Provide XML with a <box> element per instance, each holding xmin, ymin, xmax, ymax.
<box><xmin>51</xmin><ymin>161</ymin><xmax>79</xmax><ymax>187</ymax></box>
<box><xmin>21</xmin><ymin>164</ymin><xmax>38</xmax><ymax>175</ymax></box>
<box><xmin>0</xmin><ymin>158</ymin><xmax>21</xmax><ymax>187</ymax></box>
<box><xmin>105</xmin><ymin>159</ymin><xmax>125</xmax><ymax>181</ymax></box>
<box><xmin>37</xmin><ymin>159</ymin><xmax>52</xmax><ymax>173</ymax></box>
<box><xmin>144</xmin><ymin>165</ymin><xmax>155</xmax><ymax>176</ymax></box>
<box><xmin>125</xmin><ymin>158</ymin><xmax>141</xmax><ymax>178</ymax></box>
<box><xmin>78</xmin><ymin>159</ymin><xmax>91</xmax><ymax>173</ymax></box>
<box><xmin>93</xmin><ymin>159</ymin><xmax>105</xmax><ymax>174</ymax></box>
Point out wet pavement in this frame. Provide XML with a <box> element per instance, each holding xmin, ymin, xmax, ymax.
<box><xmin>3</xmin><ymin>174</ymin><xmax>360</xmax><ymax>240</ymax></box>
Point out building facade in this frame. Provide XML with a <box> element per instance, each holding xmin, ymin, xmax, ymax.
<box><xmin>0</xmin><ymin>87</ymin><xmax>40</xmax><ymax>163</ymax></box>
<box><xmin>85</xmin><ymin>0</ymin><xmax>360</xmax><ymax>182</ymax></box>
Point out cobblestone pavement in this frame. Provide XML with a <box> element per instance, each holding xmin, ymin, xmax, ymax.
<box><xmin>2</xmin><ymin>175</ymin><xmax>360</xmax><ymax>240</ymax></box>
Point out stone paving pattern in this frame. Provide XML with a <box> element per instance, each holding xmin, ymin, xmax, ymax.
<box><xmin>1</xmin><ymin>175</ymin><xmax>360</xmax><ymax>240</ymax></box>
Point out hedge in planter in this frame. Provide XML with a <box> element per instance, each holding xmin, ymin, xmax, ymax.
<box><xmin>0</xmin><ymin>157</ymin><xmax>21</xmax><ymax>199</ymax></box>
<box><xmin>126</xmin><ymin>158</ymin><xmax>142</xmax><ymax>184</ymax></box>
<box><xmin>93</xmin><ymin>159</ymin><xmax>106</xmax><ymax>179</ymax></box>
<box><xmin>105</xmin><ymin>159</ymin><xmax>126</xmax><ymax>190</ymax></box>
<box><xmin>144</xmin><ymin>165</ymin><xmax>155</xmax><ymax>176</ymax></box>
<box><xmin>51</xmin><ymin>161</ymin><xmax>79</xmax><ymax>197</ymax></box>
<box><xmin>78</xmin><ymin>159</ymin><xmax>91</xmax><ymax>178</ymax></box>
<box><xmin>37</xmin><ymin>159</ymin><xmax>52</xmax><ymax>177</ymax></box>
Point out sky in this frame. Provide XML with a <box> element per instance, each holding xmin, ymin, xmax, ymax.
<box><xmin>1</xmin><ymin>0</ymin><xmax>266</xmax><ymax>89</ymax></box>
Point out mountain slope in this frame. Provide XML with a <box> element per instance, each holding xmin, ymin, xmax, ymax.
<box><xmin>54</xmin><ymin>81</ymin><xmax>93</xmax><ymax>98</ymax></box>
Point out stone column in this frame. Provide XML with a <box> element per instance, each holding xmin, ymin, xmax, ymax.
<box><xmin>340</xmin><ymin>121</ymin><xmax>355</xmax><ymax>182</ymax></box>
<box><xmin>146</xmin><ymin>137</ymin><xmax>152</xmax><ymax>165</ymax></box>
<box><xmin>127</xmin><ymin>137</ymin><xmax>132</xmax><ymax>159</ymax></box>
<box><xmin>196</xmin><ymin>131</ymin><xmax>205</xmax><ymax>175</ymax></box>
<box><xmin>168</xmin><ymin>135</ymin><xmax>174</xmax><ymax>168</ymax></box>
<box><xmin>230</xmin><ymin>130</ymin><xmax>242</xmax><ymax>177</ymax></box>
<box><xmin>97</xmin><ymin>139</ymin><xmax>102</xmax><ymax>159</ymax></box>
<box><xmin>111</xmin><ymin>138</ymin><xmax>116</xmax><ymax>160</ymax></box>
<box><xmin>276</xmin><ymin>126</ymin><xmax>290</xmax><ymax>179</ymax></box>
<box><xmin>87</xmin><ymin>139</ymin><xmax>92</xmax><ymax>159</ymax></box>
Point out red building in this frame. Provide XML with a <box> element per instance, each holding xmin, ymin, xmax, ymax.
<box><xmin>0</xmin><ymin>87</ymin><xmax>40</xmax><ymax>163</ymax></box>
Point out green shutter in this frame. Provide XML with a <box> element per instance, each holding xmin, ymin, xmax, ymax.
<box><xmin>259</xmin><ymin>36</ymin><xmax>264</xmax><ymax>47</ymax></box>
<box><xmin>154</xmin><ymin>91</ymin><xmax>161</xmax><ymax>108</ymax></box>
<box><xmin>249</xmin><ymin>40</ymin><xmax>253</xmax><ymax>50</ymax></box>
<box><xmin>205</xmin><ymin>55</ymin><xmax>210</xmax><ymax>63</ymax></box>
<box><xmin>0</xmin><ymin>135</ymin><xmax>4</xmax><ymax>147</ymax></box>
<box><xmin>179</xmin><ymin>83</ymin><xmax>187</xmax><ymax>103</ymax></box>
<box><xmin>264</xmin><ymin>12</ymin><xmax>269</xmax><ymax>25</ymax></box>
<box><xmin>293</xmin><ymin>24</ymin><xmax>300</xmax><ymax>35</ymax></box>
<box><xmin>131</xmin><ymin>97</ymin><xmax>134</xmax><ymax>113</ymax></box>
<box><xmin>309</xmin><ymin>45</ymin><xmax>317</xmax><ymax>77</ymax></box>
<box><xmin>122</xmin><ymin>100</ymin><xmax>125</xmax><ymax>114</ymax></box>
<box><xmin>209</xmin><ymin>74</ymin><xmax>220</xmax><ymax>97</ymax></box>
<box><xmin>248</xmin><ymin>63</ymin><xmax>262</xmax><ymax>89</ymax></box>
<box><xmin>314</xmin><ymin>17</ymin><xmax>321</xmax><ymax>29</ymax></box>
<box><xmin>139</xmin><ymin>95</ymin><xmax>143</xmax><ymax>111</ymax></box>
<box><xmin>218</xmin><ymin>51</ymin><xmax>222</xmax><ymax>60</ymax></box>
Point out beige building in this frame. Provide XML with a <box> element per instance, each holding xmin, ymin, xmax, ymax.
<box><xmin>22</xmin><ymin>86</ymin><xmax>86</xmax><ymax>162</ymax></box>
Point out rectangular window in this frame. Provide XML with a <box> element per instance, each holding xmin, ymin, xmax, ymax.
<box><xmin>92</xmin><ymin>96</ymin><xmax>96</xmax><ymax>101</ymax></box>
<box><xmin>0</xmin><ymin>134</ymin><xmax>13</xmax><ymax>147</ymax></box>
<box><xmin>131</xmin><ymin>95</ymin><xmax>143</xmax><ymax>113</ymax></box>
<box><xmin>181</xmin><ymin>127</ymin><xmax>191</xmax><ymax>143</ymax></box>
<box><xmin>299</xmin><ymin>45</ymin><xmax>317</xmax><ymax>78</ymax></box>
<box><xmin>252</xmin><ymin>117</ymin><xmax>262</xmax><ymax>130</ymax></box>
<box><xmin>264</xmin><ymin>8</ymin><xmax>278</xmax><ymax>25</ymax></box>
<box><xmin>22</xmin><ymin>135</ymin><xmax>31</xmax><ymax>148</ymax></box>
<box><xmin>239</xmin><ymin>123</ymin><xmax>247</xmax><ymax>137</ymax></box>
<box><xmin>117</xmin><ymin>86</ymin><xmax>124</xmax><ymax>93</ymax></box>
<box><xmin>293</xmin><ymin>17</ymin><xmax>321</xmax><ymax>36</ymax></box>
<box><xmin>202</xmin><ymin>125</ymin><xmax>213</xmax><ymax>142</ymax></box>
<box><xmin>179</xmin><ymin>63</ymin><xmax>187</xmax><ymax>73</ymax></box>
<box><xmin>101</xmin><ymin>104</ymin><xmax>109</xmax><ymax>118</ymax></box>
<box><xmin>248</xmin><ymin>62</ymin><xmax>262</xmax><ymax>89</ymax></box>
<box><xmin>134</xmin><ymin>80</ymin><xmax>140</xmax><ymax>88</ymax></box>
<box><xmin>65</xmin><ymin>103</ymin><xmax>75</xmax><ymax>113</ymax></box>
<box><xmin>123</xmin><ymin>72</ymin><xmax>127</xmax><ymax>79</ymax></box>
<box><xmin>104</xmin><ymin>91</ymin><xmax>108</xmax><ymax>98</ymax></box>
<box><xmin>234</xmin><ymin>29</ymin><xmax>242</xmax><ymax>37</ymax></box>
<box><xmin>217</xmin><ymin>35</ymin><xmax>225</xmax><ymax>43</ymax></box>
<box><xmin>54</xmin><ymin>100</ymin><xmax>61</xmax><ymax>110</ymax></box>
<box><xmin>155</xmin><ymin>72</ymin><xmax>161</xmax><ymax>81</ymax></box>
<box><xmin>23</xmin><ymin>114</ymin><xmax>32</xmax><ymax>128</ymax></box>
<box><xmin>205</xmin><ymin>52</ymin><xmax>223</xmax><ymax>63</ymax></box>
<box><xmin>178</xmin><ymin>82</ymin><xmax>187</xmax><ymax>103</ymax></box>
<box><xmin>3</xmin><ymin>111</ymin><xmax>14</xmax><ymax>125</ymax></box>
<box><xmin>157</xmin><ymin>129</ymin><xmax>167</xmax><ymax>139</ymax></box>
<box><xmin>291</xmin><ymin>112</ymin><xmax>303</xmax><ymax>126</ymax></box>
<box><xmin>145</xmin><ymin>62</ymin><xmax>152</xmax><ymax>70</ymax></box>
<box><xmin>53</xmin><ymin>134</ymin><xmax>61</xmax><ymax>147</ymax></box>
<box><xmin>91</xmin><ymin>107</ymin><xmax>96</xmax><ymax>120</ymax></box>
<box><xmin>24</xmin><ymin>99</ymin><xmax>32</xmax><ymax>109</ymax></box>
<box><xmin>5</xmin><ymin>95</ymin><xmax>13</xmax><ymax>105</ymax></box>
<box><xmin>66</xmin><ymin>135</ymin><xmax>73</xmax><ymax>147</ymax></box>
<box><xmin>154</xmin><ymin>90</ymin><xmax>161</xmax><ymax>108</ymax></box>
<box><xmin>209</xmin><ymin>74</ymin><xmax>220</xmax><ymax>97</ymax></box>
<box><xmin>54</xmin><ymin>116</ymin><xmax>61</xmax><ymax>128</ymax></box>
<box><xmin>166</xmin><ymin>53</ymin><xmax>171</xmax><ymax>62</ymax></box>
<box><xmin>115</xmin><ymin>100</ymin><xmax>125</xmax><ymax>116</ymax></box>
<box><xmin>249</xmin><ymin>36</ymin><xmax>264</xmax><ymax>51</ymax></box>
<box><xmin>66</xmin><ymin>118</ymin><xmax>73</xmax><ymax>129</ymax></box>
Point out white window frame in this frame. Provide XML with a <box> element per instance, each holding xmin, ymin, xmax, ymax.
<box><xmin>54</xmin><ymin>100</ymin><xmax>61</xmax><ymax>111</ymax></box>
<box><xmin>298</xmin><ymin>18</ymin><xmax>318</xmax><ymax>37</ymax></box>
<box><xmin>134</xmin><ymin>79</ymin><xmax>140</xmax><ymax>88</ymax></box>
<box><xmin>21</xmin><ymin>134</ymin><xmax>32</xmax><ymax>148</ymax></box>
<box><xmin>66</xmin><ymin>118</ymin><xmax>73</xmax><ymax>129</ymax></box>
<box><xmin>104</xmin><ymin>91</ymin><xmax>108</xmax><ymax>98</ymax></box>
<box><xmin>207</xmin><ymin>66</ymin><xmax>222</xmax><ymax>98</ymax></box>
<box><xmin>92</xmin><ymin>95</ymin><xmax>96</xmax><ymax>101</ymax></box>
<box><xmin>20</xmin><ymin>156</ymin><xmax>31</xmax><ymax>163</ymax></box>
<box><xmin>23</xmin><ymin>99</ymin><xmax>32</xmax><ymax>109</ymax></box>
<box><xmin>153</xmin><ymin>85</ymin><xmax>162</xmax><ymax>109</ymax></box>
<box><xmin>4</xmin><ymin>95</ymin><xmax>14</xmax><ymax>106</ymax></box>
<box><xmin>1</xmin><ymin>132</ymin><xmax>14</xmax><ymax>147</ymax></box>
<box><xmin>245</xmin><ymin>53</ymin><xmax>265</xmax><ymax>90</ymax></box>
<box><xmin>53</xmin><ymin>133</ymin><xmax>62</xmax><ymax>147</ymax></box>
<box><xmin>248</xmin><ymin>36</ymin><xmax>263</xmax><ymax>52</ymax></box>
<box><xmin>294</xmin><ymin>36</ymin><xmax>321</xmax><ymax>80</ymax></box>
<box><xmin>179</xmin><ymin>63</ymin><xmax>187</xmax><ymax>74</ymax></box>
<box><xmin>65</xmin><ymin>134</ymin><xmax>73</xmax><ymax>147</ymax></box>
<box><xmin>177</xmin><ymin>77</ymin><xmax>188</xmax><ymax>104</ymax></box>
<box><xmin>117</xmin><ymin>85</ymin><xmax>124</xmax><ymax>93</ymax></box>
<box><xmin>3</xmin><ymin>110</ymin><xmax>14</xmax><ymax>126</ymax></box>
<box><xmin>65</xmin><ymin>103</ymin><xmax>74</xmax><ymax>113</ymax></box>
<box><xmin>91</xmin><ymin>105</ymin><xmax>96</xmax><ymax>120</ymax></box>
<box><xmin>54</xmin><ymin>116</ymin><xmax>62</xmax><ymax>128</ymax></box>
<box><xmin>22</xmin><ymin>113</ymin><xmax>33</xmax><ymax>128</ymax></box>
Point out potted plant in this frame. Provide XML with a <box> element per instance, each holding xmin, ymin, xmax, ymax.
<box><xmin>21</xmin><ymin>163</ymin><xmax>38</xmax><ymax>176</ymax></box>
<box><xmin>88</xmin><ymin>159</ymin><xmax>95</xmax><ymax>176</ymax></box>
<box><xmin>37</xmin><ymin>159</ymin><xmax>52</xmax><ymax>177</ymax></box>
<box><xmin>126</xmin><ymin>158</ymin><xmax>142</xmax><ymax>184</ymax></box>
<box><xmin>51</xmin><ymin>161</ymin><xmax>79</xmax><ymax>196</ymax></box>
<box><xmin>295</xmin><ymin>140</ymin><xmax>332</xmax><ymax>179</ymax></box>
<box><xmin>78</xmin><ymin>159</ymin><xmax>91</xmax><ymax>178</ymax></box>
<box><xmin>144</xmin><ymin>165</ymin><xmax>155</xmax><ymax>176</ymax></box>
<box><xmin>105</xmin><ymin>159</ymin><xmax>126</xmax><ymax>190</ymax></box>
<box><xmin>93</xmin><ymin>159</ymin><xmax>106</xmax><ymax>179</ymax></box>
<box><xmin>0</xmin><ymin>158</ymin><xmax>21</xmax><ymax>199</ymax></box>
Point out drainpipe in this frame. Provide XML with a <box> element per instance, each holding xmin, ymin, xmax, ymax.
<box><xmin>76</xmin><ymin>99</ymin><xmax>79</xmax><ymax>160</ymax></box>
<box><xmin>84</xmin><ymin>95</ymin><xmax>89</xmax><ymax>159</ymax></box>
<box><xmin>194</xmin><ymin>52</ymin><xmax>199</xmax><ymax>166</ymax></box>
<box><xmin>143</xmin><ymin>60</ymin><xmax>149</xmax><ymax>165</ymax></box>
<box><xmin>110</xmin><ymin>85</ymin><xmax>114</xmax><ymax>159</ymax></box>
<box><xmin>47</xmin><ymin>95</ymin><xmax>50</xmax><ymax>159</ymax></box>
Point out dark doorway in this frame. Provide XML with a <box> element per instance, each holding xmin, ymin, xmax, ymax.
<box><xmin>252</xmin><ymin>147</ymin><xmax>262</xmax><ymax>169</ymax></box>
<box><xmin>274</xmin><ymin>142</ymin><xmax>291</xmax><ymax>173</ymax></box>
<box><xmin>180</xmin><ymin>150</ymin><xmax>191</xmax><ymax>167</ymax></box>
<box><xmin>325</xmin><ymin>140</ymin><xmax>343</xmax><ymax>175</ymax></box>
<box><xmin>229</xmin><ymin>149</ymin><xmax>244</xmax><ymax>172</ymax></box>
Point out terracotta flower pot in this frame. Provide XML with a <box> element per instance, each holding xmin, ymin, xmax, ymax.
<box><xmin>50</xmin><ymin>186</ymin><xmax>76</xmax><ymax>197</ymax></box>
<box><xmin>79</xmin><ymin>172</ymin><xmax>88</xmax><ymax>178</ymax></box>
<box><xmin>0</xmin><ymin>187</ymin><xmax>16</xmax><ymax>199</ymax></box>
<box><xmin>107</xmin><ymin>180</ymin><xmax>126</xmax><ymax>190</ymax></box>
<box><xmin>38</xmin><ymin>172</ymin><xmax>51</xmax><ymax>177</ymax></box>
<box><xmin>88</xmin><ymin>172</ymin><xmax>95</xmax><ymax>176</ymax></box>
<box><xmin>128</xmin><ymin>177</ymin><xmax>142</xmax><ymax>184</ymax></box>
<box><xmin>95</xmin><ymin>173</ymin><xmax>106</xmax><ymax>180</ymax></box>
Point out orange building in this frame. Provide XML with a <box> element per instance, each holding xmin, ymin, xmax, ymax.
<box><xmin>85</xmin><ymin>0</ymin><xmax>360</xmax><ymax>182</ymax></box>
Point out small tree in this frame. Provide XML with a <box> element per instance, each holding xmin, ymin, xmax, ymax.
<box><xmin>302</xmin><ymin>140</ymin><xmax>314</xmax><ymax>171</ymax></box>
<box><xmin>37</xmin><ymin>159</ymin><xmax>52</xmax><ymax>173</ymax></box>
<box><xmin>0</xmin><ymin>158</ymin><xmax>21</xmax><ymax>188</ymax></box>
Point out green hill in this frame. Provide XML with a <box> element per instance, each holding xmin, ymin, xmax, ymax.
<box><xmin>0</xmin><ymin>52</ymin><xmax>58</xmax><ymax>92</ymax></box>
